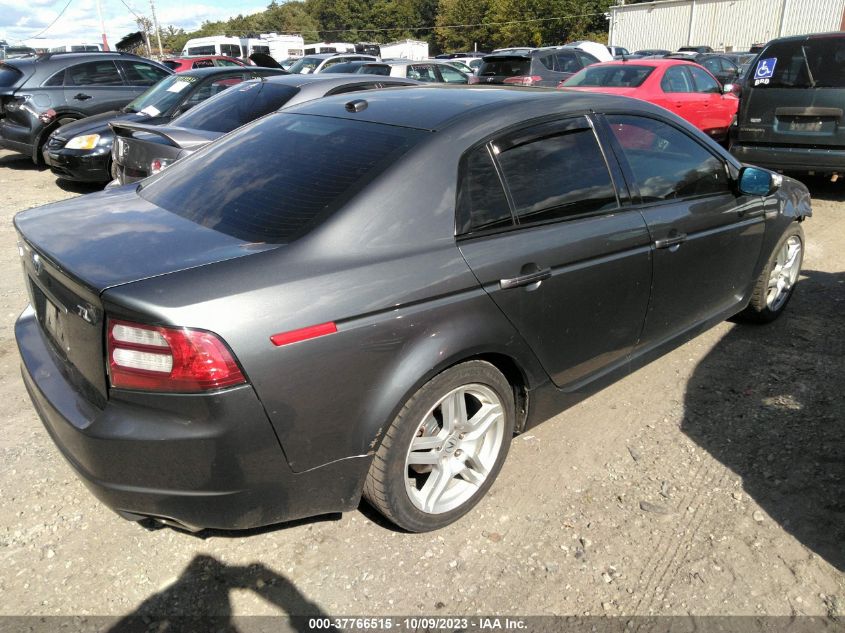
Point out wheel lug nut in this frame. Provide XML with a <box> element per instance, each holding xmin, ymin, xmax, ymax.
<box><xmin>459</xmin><ymin>433</ymin><xmax>465</xmax><ymax>440</ymax></box>
<box><xmin>455</xmin><ymin>449</ymin><xmax>463</xmax><ymax>457</ymax></box>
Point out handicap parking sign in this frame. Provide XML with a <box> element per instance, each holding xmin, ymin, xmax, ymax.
<box><xmin>754</xmin><ymin>57</ymin><xmax>777</xmax><ymax>80</ymax></box>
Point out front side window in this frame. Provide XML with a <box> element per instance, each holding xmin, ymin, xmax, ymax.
<box><xmin>495</xmin><ymin>119</ymin><xmax>618</xmax><ymax>224</ymax></box>
<box><xmin>456</xmin><ymin>145</ymin><xmax>513</xmax><ymax>235</ymax></box>
<box><xmin>187</xmin><ymin>46</ymin><xmax>215</xmax><ymax>55</ymax></box>
<box><xmin>437</xmin><ymin>64</ymin><xmax>467</xmax><ymax>84</ymax></box>
<box><xmin>66</xmin><ymin>61</ymin><xmax>123</xmax><ymax>86</ymax></box>
<box><xmin>688</xmin><ymin>65</ymin><xmax>720</xmax><ymax>93</ymax></box>
<box><xmin>606</xmin><ymin>115</ymin><xmax>729</xmax><ymax>202</ymax></box>
<box><xmin>660</xmin><ymin>66</ymin><xmax>693</xmax><ymax>93</ymax></box>
<box><xmin>407</xmin><ymin>65</ymin><xmax>437</xmax><ymax>82</ymax></box>
<box><xmin>119</xmin><ymin>60</ymin><xmax>170</xmax><ymax>86</ymax></box>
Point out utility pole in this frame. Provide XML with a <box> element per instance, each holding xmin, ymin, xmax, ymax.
<box><xmin>149</xmin><ymin>0</ymin><xmax>164</xmax><ymax>57</ymax></box>
<box><xmin>95</xmin><ymin>0</ymin><xmax>110</xmax><ymax>50</ymax></box>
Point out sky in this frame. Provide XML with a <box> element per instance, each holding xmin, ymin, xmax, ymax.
<box><xmin>1</xmin><ymin>0</ymin><xmax>266</xmax><ymax>47</ymax></box>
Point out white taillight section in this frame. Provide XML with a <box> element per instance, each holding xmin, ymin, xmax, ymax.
<box><xmin>150</xmin><ymin>158</ymin><xmax>171</xmax><ymax>175</ymax></box>
<box><xmin>107</xmin><ymin>318</ymin><xmax>246</xmax><ymax>393</ymax></box>
<box><xmin>111</xmin><ymin>323</ymin><xmax>169</xmax><ymax>347</ymax></box>
<box><xmin>112</xmin><ymin>347</ymin><xmax>173</xmax><ymax>373</ymax></box>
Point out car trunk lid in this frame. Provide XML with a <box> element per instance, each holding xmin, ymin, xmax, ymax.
<box><xmin>15</xmin><ymin>187</ymin><xmax>277</xmax><ymax>400</ymax></box>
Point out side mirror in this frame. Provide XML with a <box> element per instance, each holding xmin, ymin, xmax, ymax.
<box><xmin>738</xmin><ymin>166</ymin><xmax>781</xmax><ymax>196</ymax></box>
<box><xmin>722</xmin><ymin>83</ymin><xmax>734</xmax><ymax>94</ymax></box>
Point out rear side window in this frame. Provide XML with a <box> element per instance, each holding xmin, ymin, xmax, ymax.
<box><xmin>66</xmin><ymin>61</ymin><xmax>123</xmax><ymax>86</ymax></box>
<box><xmin>188</xmin><ymin>46</ymin><xmax>215</xmax><ymax>55</ymax></box>
<box><xmin>221</xmin><ymin>45</ymin><xmax>241</xmax><ymax>58</ymax></box>
<box><xmin>495</xmin><ymin>118</ymin><xmax>618</xmax><ymax>224</ymax></box>
<box><xmin>407</xmin><ymin>65</ymin><xmax>437</xmax><ymax>82</ymax></box>
<box><xmin>661</xmin><ymin>66</ymin><xmax>693</xmax><ymax>92</ymax></box>
<box><xmin>606</xmin><ymin>115</ymin><xmax>729</xmax><ymax>201</ymax></box>
<box><xmin>173</xmin><ymin>81</ymin><xmax>298</xmax><ymax>133</ymax></box>
<box><xmin>139</xmin><ymin>114</ymin><xmax>427</xmax><ymax>243</ymax></box>
<box><xmin>751</xmin><ymin>37</ymin><xmax>845</xmax><ymax>88</ymax></box>
<box><xmin>565</xmin><ymin>64</ymin><xmax>653</xmax><ymax>87</ymax></box>
<box><xmin>192</xmin><ymin>59</ymin><xmax>214</xmax><ymax>68</ymax></box>
<box><xmin>0</xmin><ymin>64</ymin><xmax>22</xmax><ymax>87</ymax></box>
<box><xmin>359</xmin><ymin>65</ymin><xmax>390</xmax><ymax>76</ymax></box>
<box><xmin>119</xmin><ymin>61</ymin><xmax>170</xmax><ymax>86</ymax></box>
<box><xmin>456</xmin><ymin>145</ymin><xmax>513</xmax><ymax>235</ymax></box>
<box><xmin>555</xmin><ymin>52</ymin><xmax>581</xmax><ymax>74</ymax></box>
<box><xmin>477</xmin><ymin>58</ymin><xmax>531</xmax><ymax>77</ymax></box>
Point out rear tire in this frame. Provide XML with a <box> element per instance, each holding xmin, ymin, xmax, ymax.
<box><xmin>740</xmin><ymin>223</ymin><xmax>804</xmax><ymax>323</ymax></box>
<box><xmin>363</xmin><ymin>361</ymin><xmax>515</xmax><ymax>532</ymax></box>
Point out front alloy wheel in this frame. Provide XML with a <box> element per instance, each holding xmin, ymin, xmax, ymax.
<box><xmin>741</xmin><ymin>223</ymin><xmax>804</xmax><ymax>323</ymax></box>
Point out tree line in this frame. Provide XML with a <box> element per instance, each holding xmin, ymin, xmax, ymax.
<box><xmin>136</xmin><ymin>0</ymin><xmax>616</xmax><ymax>56</ymax></box>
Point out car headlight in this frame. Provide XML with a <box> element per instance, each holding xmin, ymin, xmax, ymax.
<box><xmin>65</xmin><ymin>134</ymin><xmax>100</xmax><ymax>150</ymax></box>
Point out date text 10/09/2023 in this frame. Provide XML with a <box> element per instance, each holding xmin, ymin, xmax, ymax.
<box><xmin>307</xmin><ymin>617</ymin><xmax>528</xmax><ymax>630</ymax></box>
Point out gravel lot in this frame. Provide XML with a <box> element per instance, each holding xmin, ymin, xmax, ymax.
<box><xmin>0</xmin><ymin>149</ymin><xmax>842</xmax><ymax>624</ymax></box>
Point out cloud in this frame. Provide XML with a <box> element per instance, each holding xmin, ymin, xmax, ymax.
<box><xmin>1</xmin><ymin>0</ymin><xmax>266</xmax><ymax>46</ymax></box>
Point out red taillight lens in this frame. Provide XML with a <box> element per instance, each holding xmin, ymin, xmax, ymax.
<box><xmin>150</xmin><ymin>158</ymin><xmax>171</xmax><ymax>175</ymax></box>
<box><xmin>107</xmin><ymin>319</ymin><xmax>246</xmax><ymax>392</ymax></box>
<box><xmin>503</xmin><ymin>75</ymin><xmax>542</xmax><ymax>86</ymax></box>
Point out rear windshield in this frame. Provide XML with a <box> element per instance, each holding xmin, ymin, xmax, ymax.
<box><xmin>0</xmin><ymin>63</ymin><xmax>22</xmax><ymax>87</ymax></box>
<box><xmin>565</xmin><ymin>64</ymin><xmax>653</xmax><ymax>87</ymax></box>
<box><xmin>751</xmin><ymin>37</ymin><xmax>845</xmax><ymax>88</ymax></box>
<box><xmin>477</xmin><ymin>57</ymin><xmax>531</xmax><ymax>77</ymax></box>
<box><xmin>139</xmin><ymin>114</ymin><xmax>427</xmax><ymax>243</ymax></box>
<box><xmin>172</xmin><ymin>80</ymin><xmax>298</xmax><ymax>133</ymax></box>
<box><xmin>161</xmin><ymin>60</ymin><xmax>179</xmax><ymax>70</ymax></box>
<box><xmin>287</xmin><ymin>56</ymin><xmax>323</xmax><ymax>74</ymax></box>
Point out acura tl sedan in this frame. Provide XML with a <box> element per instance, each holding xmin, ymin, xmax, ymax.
<box><xmin>15</xmin><ymin>86</ymin><xmax>810</xmax><ymax>533</ymax></box>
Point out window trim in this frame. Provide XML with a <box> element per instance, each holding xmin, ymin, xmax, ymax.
<box><xmin>455</xmin><ymin>113</ymin><xmax>624</xmax><ymax>240</ymax></box>
<box><xmin>595</xmin><ymin>111</ymin><xmax>737</xmax><ymax>209</ymax></box>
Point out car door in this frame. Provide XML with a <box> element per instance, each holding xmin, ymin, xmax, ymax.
<box><xmin>655</xmin><ymin>65</ymin><xmax>701</xmax><ymax>126</ymax></box>
<box><xmin>687</xmin><ymin>64</ymin><xmax>737</xmax><ymax>137</ymax></box>
<box><xmin>600</xmin><ymin>113</ymin><xmax>766</xmax><ymax>350</ymax></box>
<box><xmin>457</xmin><ymin>115</ymin><xmax>653</xmax><ymax>389</ymax></box>
<box><xmin>62</xmin><ymin>60</ymin><xmax>131</xmax><ymax>114</ymax></box>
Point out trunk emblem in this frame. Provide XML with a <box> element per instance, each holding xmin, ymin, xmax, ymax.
<box><xmin>76</xmin><ymin>304</ymin><xmax>95</xmax><ymax>324</ymax></box>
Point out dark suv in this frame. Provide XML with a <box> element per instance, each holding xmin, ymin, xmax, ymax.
<box><xmin>0</xmin><ymin>51</ymin><xmax>172</xmax><ymax>164</ymax></box>
<box><xmin>471</xmin><ymin>47</ymin><xmax>599</xmax><ymax>87</ymax></box>
<box><xmin>730</xmin><ymin>32</ymin><xmax>845</xmax><ymax>176</ymax></box>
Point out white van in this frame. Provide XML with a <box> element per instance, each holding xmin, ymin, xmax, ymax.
<box><xmin>181</xmin><ymin>36</ymin><xmax>245</xmax><ymax>58</ymax></box>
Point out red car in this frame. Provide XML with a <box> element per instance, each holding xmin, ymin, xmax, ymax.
<box><xmin>161</xmin><ymin>56</ymin><xmax>247</xmax><ymax>72</ymax></box>
<box><xmin>561</xmin><ymin>59</ymin><xmax>738</xmax><ymax>141</ymax></box>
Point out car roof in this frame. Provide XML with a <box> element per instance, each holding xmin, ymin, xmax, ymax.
<box><xmin>574</xmin><ymin>58</ymin><xmax>694</xmax><ymax>69</ymax></box>
<box><xmin>2</xmin><ymin>51</ymin><xmax>148</xmax><ymax>68</ymax></box>
<box><xmin>246</xmin><ymin>73</ymin><xmax>415</xmax><ymax>88</ymax></box>
<box><xmin>763</xmin><ymin>31</ymin><xmax>845</xmax><ymax>45</ymax></box>
<box><xmin>282</xmin><ymin>84</ymin><xmax>667</xmax><ymax>132</ymax></box>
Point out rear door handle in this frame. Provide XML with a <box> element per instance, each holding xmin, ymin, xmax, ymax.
<box><xmin>74</xmin><ymin>93</ymin><xmax>92</xmax><ymax>101</ymax></box>
<box><xmin>654</xmin><ymin>233</ymin><xmax>687</xmax><ymax>249</ymax></box>
<box><xmin>500</xmin><ymin>268</ymin><xmax>551</xmax><ymax>290</ymax></box>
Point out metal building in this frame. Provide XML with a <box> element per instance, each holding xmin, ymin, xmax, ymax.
<box><xmin>609</xmin><ymin>0</ymin><xmax>845</xmax><ymax>52</ymax></box>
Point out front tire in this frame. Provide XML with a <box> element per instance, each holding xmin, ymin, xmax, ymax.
<box><xmin>363</xmin><ymin>361</ymin><xmax>515</xmax><ymax>532</ymax></box>
<box><xmin>741</xmin><ymin>223</ymin><xmax>804</xmax><ymax>323</ymax></box>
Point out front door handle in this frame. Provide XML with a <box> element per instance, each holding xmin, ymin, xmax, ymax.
<box><xmin>500</xmin><ymin>267</ymin><xmax>551</xmax><ymax>290</ymax></box>
<box><xmin>654</xmin><ymin>233</ymin><xmax>687</xmax><ymax>249</ymax></box>
<box><xmin>74</xmin><ymin>93</ymin><xmax>92</xmax><ymax>101</ymax></box>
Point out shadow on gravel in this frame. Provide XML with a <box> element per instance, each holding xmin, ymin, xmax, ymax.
<box><xmin>682</xmin><ymin>269</ymin><xmax>845</xmax><ymax>571</ymax></box>
<box><xmin>0</xmin><ymin>154</ymin><xmax>43</xmax><ymax>171</ymax></box>
<box><xmin>107</xmin><ymin>554</ymin><xmax>331</xmax><ymax>632</ymax></box>
<box><xmin>788</xmin><ymin>174</ymin><xmax>845</xmax><ymax>203</ymax></box>
<box><xmin>55</xmin><ymin>178</ymin><xmax>105</xmax><ymax>195</ymax></box>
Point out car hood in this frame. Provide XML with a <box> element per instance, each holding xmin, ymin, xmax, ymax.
<box><xmin>14</xmin><ymin>185</ymin><xmax>276</xmax><ymax>293</ymax></box>
<box><xmin>53</xmin><ymin>110</ymin><xmax>164</xmax><ymax>139</ymax></box>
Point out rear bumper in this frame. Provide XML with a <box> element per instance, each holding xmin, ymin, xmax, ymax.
<box><xmin>16</xmin><ymin>306</ymin><xmax>369</xmax><ymax>531</ymax></box>
<box><xmin>44</xmin><ymin>147</ymin><xmax>111</xmax><ymax>183</ymax></box>
<box><xmin>730</xmin><ymin>142</ymin><xmax>845</xmax><ymax>173</ymax></box>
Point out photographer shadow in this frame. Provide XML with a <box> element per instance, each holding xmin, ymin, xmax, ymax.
<box><xmin>108</xmin><ymin>554</ymin><xmax>335</xmax><ymax>633</ymax></box>
<box><xmin>681</xmin><ymin>269</ymin><xmax>844</xmax><ymax>571</ymax></box>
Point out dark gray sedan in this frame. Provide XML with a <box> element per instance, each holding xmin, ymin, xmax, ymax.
<box><xmin>15</xmin><ymin>86</ymin><xmax>811</xmax><ymax>533</ymax></box>
<box><xmin>111</xmin><ymin>73</ymin><xmax>420</xmax><ymax>184</ymax></box>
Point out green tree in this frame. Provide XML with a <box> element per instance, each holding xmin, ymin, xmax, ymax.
<box><xmin>435</xmin><ymin>0</ymin><xmax>494</xmax><ymax>52</ymax></box>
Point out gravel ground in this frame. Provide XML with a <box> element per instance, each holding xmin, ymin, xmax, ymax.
<box><xmin>0</xmin><ymin>149</ymin><xmax>842</xmax><ymax>623</ymax></box>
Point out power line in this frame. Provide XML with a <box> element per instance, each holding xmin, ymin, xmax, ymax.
<box><xmin>27</xmin><ymin>0</ymin><xmax>75</xmax><ymax>39</ymax></box>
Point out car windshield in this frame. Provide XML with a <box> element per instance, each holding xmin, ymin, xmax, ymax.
<box><xmin>751</xmin><ymin>38</ymin><xmax>845</xmax><ymax>88</ymax></box>
<box><xmin>139</xmin><ymin>114</ymin><xmax>428</xmax><ymax>243</ymax></box>
<box><xmin>172</xmin><ymin>80</ymin><xmax>299</xmax><ymax>133</ymax></box>
<box><xmin>125</xmin><ymin>74</ymin><xmax>198</xmax><ymax>115</ymax></box>
<box><xmin>565</xmin><ymin>65</ymin><xmax>653</xmax><ymax>87</ymax></box>
<box><xmin>287</xmin><ymin>56</ymin><xmax>323</xmax><ymax>74</ymax></box>
<box><xmin>477</xmin><ymin>57</ymin><xmax>531</xmax><ymax>77</ymax></box>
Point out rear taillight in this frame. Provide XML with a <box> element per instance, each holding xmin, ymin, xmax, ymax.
<box><xmin>503</xmin><ymin>75</ymin><xmax>542</xmax><ymax>86</ymax></box>
<box><xmin>107</xmin><ymin>319</ymin><xmax>246</xmax><ymax>392</ymax></box>
<box><xmin>150</xmin><ymin>158</ymin><xmax>171</xmax><ymax>175</ymax></box>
